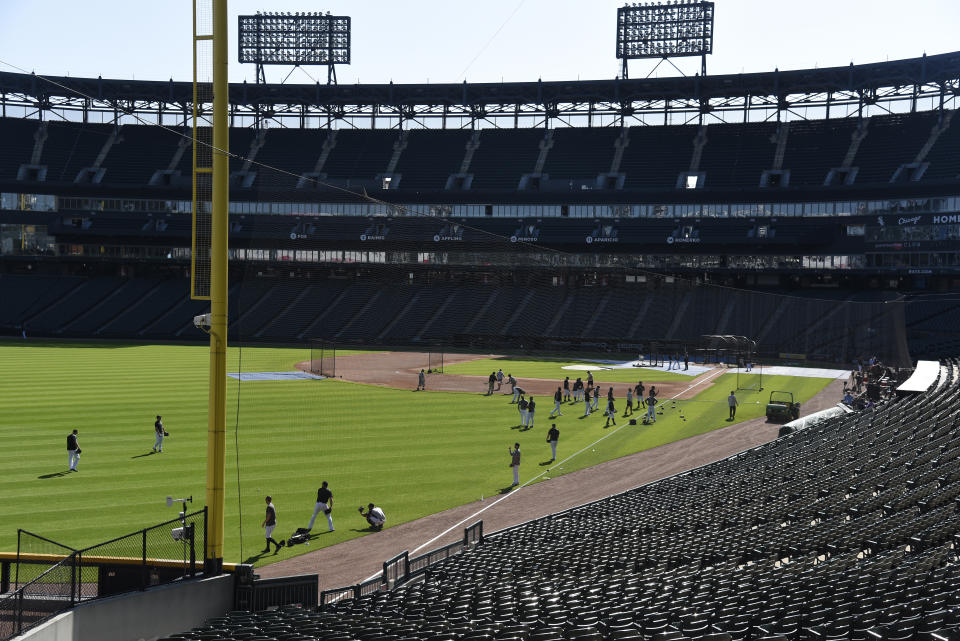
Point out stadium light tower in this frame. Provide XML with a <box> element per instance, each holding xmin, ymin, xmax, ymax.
<box><xmin>616</xmin><ymin>1</ymin><xmax>714</xmax><ymax>79</ymax></box>
<box><xmin>238</xmin><ymin>11</ymin><xmax>351</xmax><ymax>85</ymax></box>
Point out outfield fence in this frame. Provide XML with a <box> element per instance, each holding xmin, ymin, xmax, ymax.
<box><xmin>0</xmin><ymin>508</ymin><xmax>208</xmax><ymax>640</ymax></box>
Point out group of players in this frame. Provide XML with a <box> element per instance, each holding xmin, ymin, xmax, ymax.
<box><xmin>259</xmin><ymin>483</ymin><xmax>388</xmax><ymax>556</ymax></box>
<box><xmin>496</xmin><ymin>369</ymin><xmax>667</xmax><ymax>490</ymax></box>
<box><xmin>505</xmin><ymin>369</ymin><xmax>663</xmax><ymax>430</ymax></box>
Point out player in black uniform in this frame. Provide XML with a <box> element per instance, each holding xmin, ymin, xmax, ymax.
<box><xmin>67</xmin><ymin>429</ymin><xmax>80</xmax><ymax>471</ymax></box>
<box><xmin>307</xmin><ymin>481</ymin><xmax>335</xmax><ymax>532</ymax></box>
<box><xmin>549</xmin><ymin>387</ymin><xmax>563</xmax><ymax>418</ymax></box>
<box><xmin>261</xmin><ymin>496</ymin><xmax>285</xmax><ymax>554</ymax></box>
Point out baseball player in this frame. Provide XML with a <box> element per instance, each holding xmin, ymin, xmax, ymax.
<box><xmin>605</xmin><ymin>397</ymin><xmax>617</xmax><ymax>427</ymax></box>
<box><xmin>509</xmin><ymin>375</ymin><xmax>520</xmax><ymax>402</ymax></box>
<box><xmin>261</xmin><ymin>496</ymin><xmax>285</xmax><ymax>554</ymax></box>
<box><xmin>592</xmin><ymin>384</ymin><xmax>600</xmax><ymax>412</ymax></box>
<box><xmin>645</xmin><ymin>393</ymin><xmax>657</xmax><ymax>423</ymax></box>
<box><xmin>624</xmin><ymin>386</ymin><xmax>634</xmax><ymax>416</ymax></box>
<box><xmin>728</xmin><ymin>391</ymin><xmax>739</xmax><ymax>419</ymax></box>
<box><xmin>496</xmin><ymin>368</ymin><xmax>504</xmax><ymax>390</ymax></box>
<box><xmin>508</xmin><ymin>443</ymin><xmax>521</xmax><ymax>487</ymax></box>
<box><xmin>417</xmin><ymin>369</ymin><xmax>425</xmax><ymax>391</ymax></box>
<box><xmin>307</xmin><ymin>481</ymin><xmax>334</xmax><ymax>532</ymax></box>
<box><xmin>67</xmin><ymin>429</ymin><xmax>80</xmax><ymax>472</ymax></box>
<box><xmin>526</xmin><ymin>397</ymin><xmax>536</xmax><ymax>428</ymax></box>
<box><xmin>153</xmin><ymin>415</ymin><xmax>165</xmax><ymax>453</ymax></box>
<box><xmin>518</xmin><ymin>395</ymin><xmax>529</xmax><ymax>427</ymax></box>
<box><xmin>549</xmin><ymin>387</ymin><xmax>563</xmax><ymax>418</ymax></box>
<box><xmin>562</xmin><ymin>377</ymin><xmax>571</xmax><ymax>402</ymax></box>
<box><xmin>359</xmin><ymin>503</ymin><xmax>386</xmax><ymax>530</ymax></box>
<box><xmin>546</xmin><ymin>424</ymin><xmax>559</xmax><ymax>461</ymax></box>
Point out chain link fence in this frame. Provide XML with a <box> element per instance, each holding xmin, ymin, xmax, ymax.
<box><xmin>1</xmin><ymin>508</ymin><xmax>207</xmax><ymax>641</ymax></box>
<box><xmin>77</xmin><ymin>508</ymin><xmax>207</xmax><ymax>599</ymax></box>
<box><xmin>1</xmin><ymin>551</ymin><xmax>78</xmax><ymax>639</ymax></box>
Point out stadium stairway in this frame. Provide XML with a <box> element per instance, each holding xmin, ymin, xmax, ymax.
<box><xmin>93</xmin><ymin>279</ymin><xmax>169</xmax><ymax>337</ymax></box>
<box><xmin>413</xmin><ymin>288</ymin><xmax>458</xmax><ymax>342</ymax></box>
<box><xmin>242</xmin><ymin>283</ymin><xmax>310</xmax><ymax>339</ymax></box>
<box><xmin>296</xmin><ymin>286</ymin><xmax>352</xmax><ymax>341</ymax></box>
<box><xmin>121</xmin><ymin>280</ymin><xmax>193</xmax><ymax>337</ymax></box>
<box><xmin>65</xmin><ymin>278</ymin><xmax>161</xmax><ymax>336</ymax></box>
<box><xmin>24</xmin><ymin>277</ymin><xmax>122</xmax><ymax>335</ymax></box>
<box><xmin>377</xmin><ymin>291</ymin><xmax>425</xmax><ymax>342</ymax></box>
<box><xmin>421</xmin><ymin>286</ymin><xmax>493</xmax><ymax>342</ymax></box>
<box><xmin>252</xmin><ymin>285</ymin><xmax>314</xmax><ymax>339</ymax></box>
<box><xmin>0</xmin><ymin>274</ymin><xmax>83</xmax><ymax>331</ymax></box>
<box><xmin>578</xmin><ymin>290</ymin><xmax>611</xmax><ymax>338</ymax></box>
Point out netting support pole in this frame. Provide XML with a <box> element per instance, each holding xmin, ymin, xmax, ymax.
<box><xmin>204</xmin><ymin>0</ymin><xmax>228</xmax><ymax>575</ymax></box>
<box><xmin>0</xmin><ymin>558</ymin><xmax>9</xmax><ymax>593</ymax></box>
<box><xmin>70</xmin><ymin>552</ymin><xmax>77</xmax><ymax>605</ymax></box>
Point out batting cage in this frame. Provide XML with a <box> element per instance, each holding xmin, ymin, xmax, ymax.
<box><xmin>427</xmin><ymin>349</ymin><xmax>444</xmax><ymax>374</ymax></box>
<box><xmin>308</xmin><ymin>339</ymin><xmax>336</xmax><ymax>378</ymax></box>
<box><xmin>701</xmin><ymin>335</ymin><xmax>763</xmax><ymax>391</ymax></box>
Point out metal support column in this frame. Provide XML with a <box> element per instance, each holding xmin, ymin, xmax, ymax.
<box><xmin>205</xmin><ymin>0</ymin><xmax>229</xmax><ymax>574</ymax></box>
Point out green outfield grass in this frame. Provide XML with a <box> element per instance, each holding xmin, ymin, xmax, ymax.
<box><xmin>443</xmin><ymin>356</ymin><xmax>695</xmax><ymax>382</ymax></box>
<box><xmin>0</xmin><ymin>342</ymin><xmax>831</xmax><ymax>567</ymax></box>
<box><xmin>543</xmin><ymin>372</ymin><xmax>830</xmax><ymax>474</ymax></box>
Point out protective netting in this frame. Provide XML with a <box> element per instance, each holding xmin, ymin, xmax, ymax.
<box><xmin>0</xmin><ymin>64</ymin><xmax>924</xmax><ymax>566</ymax></box>
<box><xmin>213</xmin><ymin>147</ymin><xmax>916</xmax><ymax>563</ymax></box>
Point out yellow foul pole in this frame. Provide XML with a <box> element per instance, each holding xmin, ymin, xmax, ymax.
<box><xmin>206</xmin><ymin>0</ymin><xmax>229</xmax><ymax>572</ymax></box>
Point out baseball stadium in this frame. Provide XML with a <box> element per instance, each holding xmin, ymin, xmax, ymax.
<box><xmin>2</xmin><ymin>1</ymin><xmax>960</xmax><ymax>640</ymax></box>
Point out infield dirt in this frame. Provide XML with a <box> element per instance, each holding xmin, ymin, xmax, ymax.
<box><xmin>299</xmin><ymin>350</ymin><xmax>717</xmax><ymax>399</ymax></box>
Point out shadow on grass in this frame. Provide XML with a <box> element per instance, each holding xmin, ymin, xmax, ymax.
<box><xmin>37</xmin><ymin>470</ymin><xmax>72</xmax><ymax>479</ymax></box>
<box><xmin>130</xmin><ymin>451</ymin><xmax>157</xmax><ymax>459</ymax></box>
<box><xmin>243</xmin><ymin>550</ymin><xmax>272</xmax><ymax>564</ymax></box>
<box><xmin>539</xmin><ymin>459</ymin><xmax>555</xmax><ymax>467</ymax></box>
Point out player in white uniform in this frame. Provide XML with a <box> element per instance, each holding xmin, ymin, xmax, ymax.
<box><xmin>360</xmin><ymin>503</ymin><xmax>386</xmax><ymax>530</ymax></box>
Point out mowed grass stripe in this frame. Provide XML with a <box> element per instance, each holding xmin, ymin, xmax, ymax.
<box><xmin>0</xmin><ymin>342</ymin><xmax>831</xmax><ymax>566</ymax></box>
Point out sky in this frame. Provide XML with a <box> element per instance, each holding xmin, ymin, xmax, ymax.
<box><xmin>0</xmin><ymin>1</ymin><xmax>957</xmax><ymax>86</ymax></box>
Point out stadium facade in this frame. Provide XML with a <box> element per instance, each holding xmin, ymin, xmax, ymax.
<box><xmin>0</xmin><ymin>52</ymin><xmax>958</xmax><ymax>363</ymax></box>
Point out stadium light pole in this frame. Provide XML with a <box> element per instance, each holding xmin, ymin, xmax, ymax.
<box><xmin>206</xmin><ymin>0</ymin><xmax>229</xmax><ymax>574</ymax></box>
<box><xmin>616</xmin><ymin>2</ymin><xmax>714</xmax><ymax>79</ymax></box>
